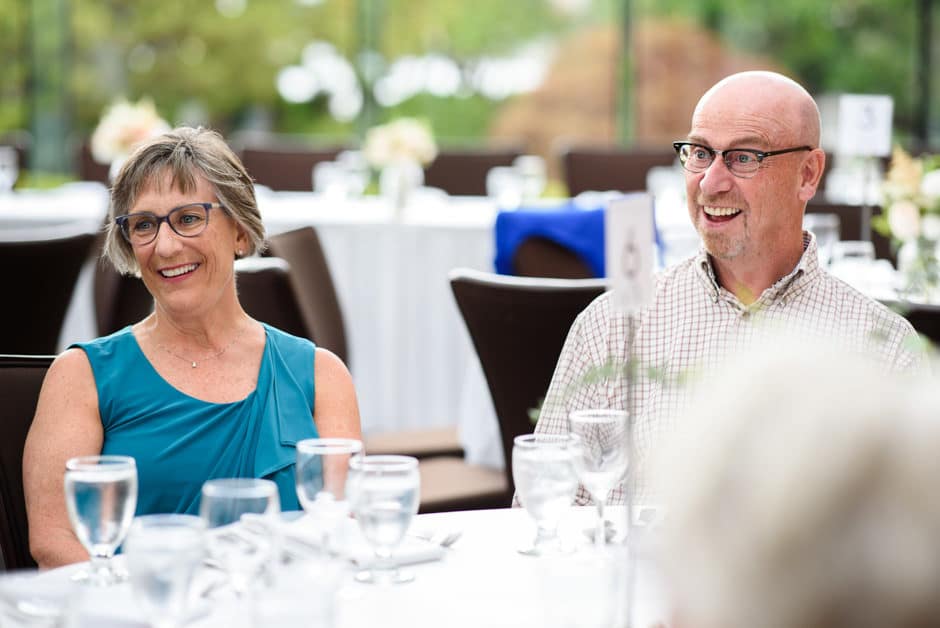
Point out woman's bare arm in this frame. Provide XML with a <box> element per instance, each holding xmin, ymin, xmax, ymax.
<box><xmin>312</xmin><ymin>348</ymin><xmax>361</xmax><ymax>440</ymax></box>
<box><xmin>22</xmin><ymin>348</ymin><xmax>104</xmax><ymax>569</ymax></box>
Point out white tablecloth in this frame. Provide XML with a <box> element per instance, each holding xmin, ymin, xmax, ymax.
<box><xmin>32</xmin><ymin>508</ymin><xmax>667</xmax><ymax>628</ymax></box>
<box><xmin>0</xmin><ymin>187</ymin><xmax>503</xmax><ymax>467</ymax></box>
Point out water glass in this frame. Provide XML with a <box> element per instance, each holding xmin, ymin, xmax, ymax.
<box><xmin>567</xmin><ymin>410</ymin><xmax>630</xmax><ymax>546</ymax></box>
<box><xmin>199</xmin><ymin>478</ymin><xmax>280</xmax><ymax>596</ymax></box>
<box><xmin>348</xmin><ymin>455</ymin><xmax>420</xmax><ymax>584</ymax></box>
<box><xmin>63</xmin><ymin>455</ymin><xmax>138</xmax><ymax>586</ymax></box>
<box><xmin>512</xmin><ymin>433</ymin><xmax>580</xmax><ymax>555</ymax></box>
<box><xmin>513</xmin><ymin>154</ymin><xmax>547</xmax><ymax>202</ymax></box>
<box><xmin>0</xmin><ymin>146</ymin><xmax>18</xmax><ymax>193</ymax></box>
<box><xmin>295</xmin><ymin>438</ymin><xmax>363</xmax><ymax>552</ymax></box>
<box><xmin>803</xmin><ymin>213</ymin><xmax>841</xmax><ymax>266</ymax></box>
<box><xmin>124</xmin><ymin>514</ymin><xmax>206</xmax><ymax>628</ymax></box>
<box><xmin>486</xmin><ymin>166</ymin><xmax>524</xmax><ymax>209</ymax></box>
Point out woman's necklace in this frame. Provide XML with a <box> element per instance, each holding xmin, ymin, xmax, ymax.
<box><xmin>158</xmin><ymin>324</ymin><xmax>248</xmax><ymax>369</ymax></box>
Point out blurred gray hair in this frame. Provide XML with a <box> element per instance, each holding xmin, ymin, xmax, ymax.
<box><xmin>656</xmin><ymin>339</ymin><xmax>940</xmax><ymax>628</ymax></box>
<box><xmin>104</xmin><ymin>126</ymin><xmax>265</xmax><ymax>276</ymax></box>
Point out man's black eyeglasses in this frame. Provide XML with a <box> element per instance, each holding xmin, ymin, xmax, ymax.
<box><xmin>115</xmin><ymin>202</ymin><xmax>226</xmax><ymax>246</ymax></box>
<box><xmin>673</xmin><ymin>142</ymin><xmax>812</xmax><ymax>178</ymax></box>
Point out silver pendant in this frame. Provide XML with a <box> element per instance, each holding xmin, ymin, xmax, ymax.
<box><xmin>191</xmin><ymin>361</ymin><xmax>197</xmax><ymax>368</ymax></box>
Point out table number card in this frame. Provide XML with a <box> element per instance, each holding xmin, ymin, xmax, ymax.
<box><xmin>605</xmin><ymin>193</ymin><xmax>654</xmax><ymax>312</ymax></box>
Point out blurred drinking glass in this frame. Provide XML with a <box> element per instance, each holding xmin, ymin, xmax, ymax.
<box><xmin>199</xmin><ymin>478</ymin><xmax>280</xmax><ymax>596</ymax></box>
<box><xmin>0</xmin><ymin>146</ymin><xmax>18</xmax><ymax>193</ymax></box>
<box><xmin>803</xmin><ymin>213</ymin><xmax>840</xmax><ymax>266</ymax></box>
<box><xmin>486</xmin><ymin>166</ymin><xmax>524</xmax><ymax>209</ymax></box>
<box><xmin>295</xmin><ymin>438</ymin><xmax>363</xmax><ymax>552</ymax></box>
<box><xmin>513</xmin><ymin>155</ymin><xmax>547</xmax><ymax>202</ymax></box>
<box><xmin>124</xmin><ymin>514</ymin><xmax>206</xmax><ymax>628</ymax></box>
<box><xmin>567</xmin><ymin>410</ymin><xmax>630</xmax><ymax>547</ymax></box>
<box><xmin>63</xmin><ymin>455</ymin><xmax>138</xmax><ymax>586</ymax></box>
<box><xmin>348</xmin><ymin>455</ymin><xmax>420</xmax><ymax>584</ymax></box>
<box><xmin>337</xmin><ymin>150</ymin><xmax>369</xmax><ymax>197</ymax></box>
<box><xmin>312</xmin><ymin>161</ymin><xmax>348</xmax><ymax>199</ymax></box>
<box><xmin>512</xmin><ymin>433</ymin><xmax>579</xmax><ymax>555</ymax></box>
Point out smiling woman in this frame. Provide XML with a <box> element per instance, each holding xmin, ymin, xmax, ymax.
<box><xmin>22</xmin><ymin>127</ymin><xmax>362</xmax><ymax>570</ymax></box>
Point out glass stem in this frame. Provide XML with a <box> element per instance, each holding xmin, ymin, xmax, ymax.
<box><xmin>594</xmin><ymin>501</ymin><xmax>606</xmax><ymax>547</ymax></box>
<box><xmin>373</xmin><ymin>547</ymin><xmax>396</xmax><ymax>580</ymax></box>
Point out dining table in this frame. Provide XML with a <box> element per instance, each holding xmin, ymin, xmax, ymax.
<box><xmin>26</xmin><ymin>506</ymin><xmax>667</xmax><ymax>628</ymax></box>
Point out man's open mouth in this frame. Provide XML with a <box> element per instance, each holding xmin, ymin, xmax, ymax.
<box><xmin>703</xmin><ymin>206</ymin><xmax>742</xmax><ymax>223</ymax></box>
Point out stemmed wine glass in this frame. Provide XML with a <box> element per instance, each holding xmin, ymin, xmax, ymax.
<box><xmin>348</xmin><ymin>455</ymin><xmax>420</xmax><ymax>584</ymax></box>
<box><xmin>199</xmin><ymin>478</ymin><xmax>280</xmax><ymax>596</ymax></box>
<box><xmin>63</xmin><ymin>455</ymin><xmax>138</xmax><ymax>586</ymax></box>
<box><xmin>124</xmin><ymin>514</ymin><xmax>206</xmax><ymax>628</ymax></box>
<box><xmin>512</xmin><ymin>433</ymin><xmax>580</xmax><ymax>555</ymax></box>
<box><xmin>295</xmin><ymin>438</ymin><xmax>363</xmax><ymax>555</ymax></box>
<box><xmin>567</xmin><ymin>409</ymin><xmax>630</xmax><ymax>547</ymax></box>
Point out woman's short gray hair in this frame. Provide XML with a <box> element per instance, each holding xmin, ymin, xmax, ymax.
<box><xmin>104</xmin><ymin>126</ymin><xmax>265</xmax><ymax>275</ymax></box>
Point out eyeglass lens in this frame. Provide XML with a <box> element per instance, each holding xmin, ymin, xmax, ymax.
<box><xmin>122</xmin><ymin>203</ymin><xmax>210</xmax><ymax>245</ymax></box>
<box><xmin>678</xmin><ymin>144</ymin><xmax>761</xmax><ymax>176</ymax></box>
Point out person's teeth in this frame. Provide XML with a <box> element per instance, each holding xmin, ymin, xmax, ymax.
<box><xmin>704</xmin><ymin>206</ymin><xmax>741</xmax><ymax>217</ymax></box>
<box><xmin>161</xmin><ymin>263</ymin><xmax>197</xmax><ymax>278</ymax></box>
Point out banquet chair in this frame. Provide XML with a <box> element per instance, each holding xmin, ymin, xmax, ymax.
<box><xmin>512</xmin><ymin>237</ymin><xmax>595</xmax><ymax>279</ymax></box>
<box><xmin>234</xmin><ymin>257</ymin><xmax>310</xmax><ymax>339</ymax></box>
<box><xmin>423</xmin><ymin>147</ymin><xmax>522</xmax><ymax>196</ymax></box>
<box><xmin>93</xmin><ymin>228</ymin><xmax>155</xmax><ymax>335</ymax></box>
<box><xmin>265</xmin><ymin>227</ymin><xmax>465</xmax><ymax>460</ymax></box>
<box><xmin>265</xmin><ymin>227</ymin><xmax>349</xmax><ymax>364</ymax></box>
<box><xmin>561</xmin><ymin>145</ymin><xmax>676</xmax><ymax>196</ymax></box>
<box><xmin>0</xmin><ymin>354</ymin><xmax>53</xmax><ymax>570</ymax></box>
<box><xmin>239</xmin><ymin>145</ymin><xmax>342</xmax><ymax>191</ymax></box>
<box><xmin>450</xmin><ymin>269</ymin><xmax>607</xmax><ymax>497</ymax></box>
<box><xmin>0</xmin><ymin>224</ymin><xmax>97</xmax><ymax>354</ymax></box>
<box><xmin>75</xmin><ymin>140</ymin><xmax>110</xmax><ymax>183</ymax></box>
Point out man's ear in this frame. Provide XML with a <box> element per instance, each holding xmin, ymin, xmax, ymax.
<box><xmin>798</xmin><ymin>149</ymin><xmax>826</xmax><ymax>203</ymax></box>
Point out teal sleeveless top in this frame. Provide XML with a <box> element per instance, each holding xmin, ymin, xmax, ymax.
<box><xmin>73</xmin><ymin>323</ymin><xmax>318</xmax><ymax>515</ymax></box>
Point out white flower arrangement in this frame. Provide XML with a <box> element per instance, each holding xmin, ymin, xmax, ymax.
<box><xmin>875</xmin><ymin>146</ymin><xmax>940</xmax><ymax>295</ymax></box>
<box><xmin>90</xmin><ymin>98</ymin><xmax>171</xmax><ymax>165</ymax></box>
<box><xmin>362</xmin><ymin>118</ymin><xmax>438</xmax><ymax>169</ymax></box>
<box><xmin>877</xmin><ymin>146</ymin><xmax>940</xmax><ymax>243</ymax></box>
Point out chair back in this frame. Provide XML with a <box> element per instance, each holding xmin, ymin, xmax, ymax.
<box><xmin>239</xmin><ymin>145</ymin><xmax>342</xmax><ymax>191</ymax></box>
<box><xmin>266</xmin><ymin>227</ymin><xmax>349</xmax><ymax>364</ymax></box>
<box><xmin>450</xmin><ymin>269</ymin><xmax>607</xmax><ymax>494</ymax></box>
<box><xmin>512</xmin><ymin>237</ymin><xmax>595</xmax><ymax>279</ymax></box>
<box><xmin>0</xmin><ymin>354</ymin><xmax>53</xmax><ymax>570</ymax></box>
<box><xmin>0</xmin><ymin>225</ymin><xmax>97</xmax><ymax>354</ymax></box>
<box><xmin>234</xmin><ymin>257</ymin><xmax>310</xmax><ymax>340</ymax></box>
<box><xmin>92</xmin><ymin>225</ymin><xmax>153</xmax><ymax>336</ymax></box>
<box><xmin>561</xmin><ymin>146</ymin><xmax>675</xmax><ymax>196</ymax></box>
<box><xmin>424</xmin><ymin>147</ymin><xmax>521</xmax><ymax>196</ymax></box>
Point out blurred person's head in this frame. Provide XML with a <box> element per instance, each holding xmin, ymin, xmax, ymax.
<box><xmin>678</xmin><ymin>71</ymin><xmax>826</xmax><ymax>292</ymax></box>
<box><xmin>656</xmin><ymin>340</ymin><xmax>940</xmax><ymax>628</ymax></box>
<box><xmin>105</xmin><ymin>126</ymin><xmax>264</xmax><ymax>276</ymax></box>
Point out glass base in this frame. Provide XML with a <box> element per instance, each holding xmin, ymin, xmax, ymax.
<box><xmin>70</xmin><ymin>563</ymin><xmax>128</xmax><ymax>587</ymax></box>
<box><xmin>354</xmin><ymin>567</ymin><xmax>414</xmax><ymax>585</ymax></box>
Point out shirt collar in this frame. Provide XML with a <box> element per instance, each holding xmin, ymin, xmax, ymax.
<box><xmin>695</xmin><ymin>231</ymin><xmax>820</xmax><ymax>306</ymax></box>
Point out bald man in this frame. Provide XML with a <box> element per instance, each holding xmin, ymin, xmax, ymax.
<box><xmin>531</xmin><ymin>71</ymin><xmax>924</xmax><ymax>505</ymax></box>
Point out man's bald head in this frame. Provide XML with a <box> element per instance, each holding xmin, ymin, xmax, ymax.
<box><xmin>693</xmin><ymin>71</ymin><xmax>821</xmax><ymax>148</ymax></box>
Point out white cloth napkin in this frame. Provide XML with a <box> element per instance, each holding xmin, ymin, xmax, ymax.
<box><xmin>281</xmin><ymin>512</ymin><xmax>445</xmax><ymax>567</ymax></box>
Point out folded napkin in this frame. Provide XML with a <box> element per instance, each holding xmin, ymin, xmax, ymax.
<box><xmin>281</xmin><ymin>511</ymin><xmax>445</xmax><ymax>568</ymax></box>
